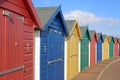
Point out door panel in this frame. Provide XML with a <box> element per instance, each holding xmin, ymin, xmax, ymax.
<box><xmin>68</xmin><ymin>34</ymin><xmax>79</xmax><ymax>80</ymax></box>
<box><xmin>48</xmin><ymin>29</ymin><xmax>55</xmax><ymax>80</ymax></box>
<box><xmin>97</xmin><ymin>41</ymin><xmax>102</xmax><ymax>62</ymax></box>
<box><xmin>0</xmin><ymin>8</ymin><xmax>5</xmax><ymax>80</ymax></box>
<box><xmin>48</xmin><ymin>28</ymin><xmax>64</xmax><ymax>80</ymax></box>
<box><xmin>109</xmin><ymin>42</ymin><xmax>114</xmax><ymax>58</ymax></box>
<box><xmin>80</xmin><ymin>34</ymin><xmax>89</xmax><ymax>71</ymax></box>
<box><xmin>5</xmin><ymin>12</ymin><xmax>23</xmax><ymax>80</ymax></box>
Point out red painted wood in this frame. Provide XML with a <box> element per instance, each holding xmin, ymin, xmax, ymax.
<box><xmin>0</xmin><ymin>1</ymin><xmax>31</xmax><ymax>18</ymax></box>
<box><xmin>0</xmin><ymin>0</ymin><xmax>38</xmax><ymax>80</ymax></box>
<box><xmin>0</xmin><ymin>0</ymin><xmax>41</xmax><ymax>27</ymax></box>
<box><xmin>5</xmin><ymin>12</ymin><xmax>23</xmax><ymax>80</ymax></box>
<box><xmin>24</xmin><ymin>40</ymin><xmax>33</xmax><ymax>47</ymax></box>
<box><xmin>7</xmin><ymin>0</ymin><xmax>27</xmax><ymax>9</ymax></box>
<box><xmin>24</xmin><ymin>18</ymin><xmax>33</xmax><ymax>26</ymax></box>
<box><xmin>24</xmin><ymin>74</ymin><xmax>33</xmax><ymax>80</ymax></box>
<box><xmin>24</xmin><ymin>32</ymin><xmax>33</xmax><ymax>40</ymax></box>
<box><xmin>0</xmin><ymin>8</ymin><xmax>5</xmax><ymax>80</ymax></box>
<box><xmin>23</xmin><ymin>0</ymin><xmax>41</xmax><ymax>27</ymax></box>
<box><xmin>24</xmin><ymin>48</ymin><xmax>33</xmax><ymax>54</ymax></box>
<box><xmin>90</xmin><ymin>31</ymin><xmax>97</xmax><ymax>66</ymax></box>
<box><xmin>23</xmin><ymin>24</ymin><xmax>34</xmax><ymax>80</ymax></box>
<box><xmin>114</xmin><ymin>38</ymin><xmax>119</xmax><ymax>57</ymax></box>
<box><xmin>24</xmin><ymin>61</ymin><xmax>33</xmax><ymax>69</ymax></box>
<box><xmin>24</xmin><ymin>67</ymin><xmax>33</xmax><ymax>76</ymax></box>
<box><xmin>24</xmin><ymin>23</ymin><xmax>33</xmax><ymax>32</ymax></box>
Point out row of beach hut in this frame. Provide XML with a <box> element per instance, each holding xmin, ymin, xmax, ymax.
<box><xmin>35</xmin><ymin>7</ymin><xmax>120</xmax><ymax>80</ymax></box>
<box><xmin>0</xmin><ymin>0</ymin><xmax>120</xmax><ymax>80</ymax></box>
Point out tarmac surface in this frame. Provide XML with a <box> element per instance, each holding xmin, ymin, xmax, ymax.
<box><xmin>72</xmin><ymin>57</ymin><xmax>120</xmax><ymax>80</ymax></box>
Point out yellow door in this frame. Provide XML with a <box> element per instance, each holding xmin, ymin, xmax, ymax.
<box><xmin>66</xmin><ymin>28</ymin><xmax>79</xmax><ymax>80</ymax></box>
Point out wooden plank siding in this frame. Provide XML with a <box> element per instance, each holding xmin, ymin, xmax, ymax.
<box><xmin>0</xmin><ymin>0</ymin><xmax>31</xmax><ymax>18</ymax></box>
<box><xmin>0</xmin><ymin>0</ymin><xmax>40</xmax><ymax>80</ymax></box>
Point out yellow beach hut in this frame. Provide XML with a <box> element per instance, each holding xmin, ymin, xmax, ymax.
<box><xmin>65</xmin><ymin>20</ymin><xmax>81</xmax><ymax>80</ymax></box>
<box><xmin>102</xmin><ymin>35</ymin><xmax>109</xmax><ymax>60</ymax></box>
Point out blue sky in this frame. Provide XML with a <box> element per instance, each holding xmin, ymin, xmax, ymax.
<box><xmin>32</xmin><ymin>0</ymin><xmax>120</xmax><ymax>37</ymax></box>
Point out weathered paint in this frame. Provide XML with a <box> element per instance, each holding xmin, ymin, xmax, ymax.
<box><xmin>109</xmin><ymin>36</ymin><xmax>114</xmax><ymax>58</ymax></box>
<box><xmin>0</xmin><ymin>1</ymin><xmax>41</xmax><ymax>80</ymax></box>
<box><xmin>102</xmin><ymin>35</ymin><xmax>109</xmax><ymax>60</ymax></box>
<box><xmin>65</xmin><ymin>20</ymin><xmax>81</xmax><ymax>80</ymax></box>
<box><xmin>80</xmin><ymin>27</ymin><xmax>91</xmax><ymax>71</ymax></box>
<box><xmin>96</xmin><ymin>33</ymin><xmax>103</xmax><ymax>62</ymax></box>
<box><xmin>89</xmin><ymin>30</ymin><xmax>97</xmax><ymax>66</ymax></box>
<box><xmin>114</xmin><ymin>38</ymin><xmax>119</xmax><ymax>57</ymax></box>
<box><xmin>35</xmin><ymin>6</ymin><xmax>69</xmax><ymax>80</ymax></box>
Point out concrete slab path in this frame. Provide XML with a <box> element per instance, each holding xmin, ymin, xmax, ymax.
<box><xmin>72</xmin><ymin>57</ymin><xmax>120</xmax><ymax>80</ymax></box>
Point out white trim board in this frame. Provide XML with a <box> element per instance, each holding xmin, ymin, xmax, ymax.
<box><xmin>34</xmin><ymin>31</ymin><xmax>40</xmax><ymax>80</ymax></box>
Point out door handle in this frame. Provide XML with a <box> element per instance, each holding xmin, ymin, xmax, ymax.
<box><xmin>70</xmin><ymin>54</ymin><xmax>78</xmax><ymax>57</ymax></box>
<box><xmin>48</xmin><ymin>58</ymin><xmax>62</xmax><ymax>65</ymax></box>
<box><xmin>0</xmin><ymin>65</ymin><xmax>25</xmax><ymax>76</ymax></box>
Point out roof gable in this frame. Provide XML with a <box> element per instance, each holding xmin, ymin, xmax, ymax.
<box><xmin>0</xmin><ymin>0</ymin><xmax>41</xmax><ymax>27</ymax></box>
<box><xmin>80</xmin><ymin>26</ymin><xmax>91</xmax><ymax>40</ymax></box>
<box><xmin>96</xmin><ymin>33</ymin><xmax>103</xmax><ymax>42</ymax></box>
<box><xmin>118</xmin><ymin>38</ymin><xmax>120</xmax><ymax>43</ymax></box>
<box><xmin>89</xmin><ymin>30</ymin><xmax>97</xmax><ymax>41</ymax></box>
<box><xmin>36</xmin><ymin>6</ymin><xmax>69</xmax><ymax>36</ymax></box>
<box><xmin>109</xmin><ymin>36</ymin><xmax>115</xmax><ymax>43</ymax></box>
<box><xmin>36</xmin><ymin>7</ymin><xmax>58</xmax><ymax>28</ymax></box>
<box><xmin>103</xmin><ymin>35</ymin><xmax>109</xmax><ymax>42</ymax></box>
<box><xmin>114</xmin><ymin>37</ymin><xmax>119</xmax><ymax>43</ymax></box>
<box><xmin>66</xmin><ymin>20</ymin><xmax>81</xmax><ymax>39</ymax></box>
<box><xmin>23</xmin><ymin>0</ymin><xmax>41</xmax><ymax>27</ymax></box>
<box><xmin>66</xmin><ymin>20</ymin><xmax>76</xmax><ymax>34</ymax></box>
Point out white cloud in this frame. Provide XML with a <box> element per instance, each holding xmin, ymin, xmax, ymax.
<box><xmin>64</xmin><ymin>10</ymin><xmax>120</xmax><ymax>27</ymax></box>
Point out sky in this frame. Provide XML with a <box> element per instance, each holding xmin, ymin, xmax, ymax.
<box><xmin>32</xmin><ymin>0</ymin><xmax>120</xmax><ymax>37</ymax></box>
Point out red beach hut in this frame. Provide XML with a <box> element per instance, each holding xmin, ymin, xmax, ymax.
<box><xmin>114</xmin><ymin>37</ymin><xmax>119</xmax><ymax>57</ymax></box>
<box><xmin>89</xmin><ymin>30</ymin><xmax>97</xmax><ymax>66</ymax></box>
<box><xmin>0</xmin><ymin>0</ymin><xmax>41</xmax><ymax>80</ymax></box>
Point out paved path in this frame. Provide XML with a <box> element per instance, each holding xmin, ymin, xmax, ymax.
<box><xmin>72</xmin><ymin>57</ymin><xmax>120</xmax><ymax>80</ymax></box>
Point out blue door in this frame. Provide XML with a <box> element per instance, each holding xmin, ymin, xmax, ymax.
<box><xmin>97</xmin><ymin>40</ymin><xmax>102</xmax><ymax>62</ymax></box>
<box><xmin>48</xmin><ymin>28</ymin><xmax>64</xmax><ymax>80</ymax></box>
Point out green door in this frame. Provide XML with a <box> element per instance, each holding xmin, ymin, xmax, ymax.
<box><xmin>80</xmin><ymin>33</ymin><xmax>89</xmax><ymax>71</ymax></box>
<box><xmin>109</xmin><ymin>41</ymin><xmax>114</xmax><ymax>58</ymax></box>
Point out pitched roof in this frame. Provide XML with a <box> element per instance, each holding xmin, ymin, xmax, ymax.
<box><xmin>109</xmin><ymin>36</ymin><xmax>115</xmax><ymax>43</ymax></box>
<box><xmin>103</xmin><ymin>35</ymin><xmax>109</xmax><ymax>42</ymax></box>
<box><xmin>36</xmin><ymin>6</ymin><xmax>69</xmax><ymax>36</ymax></box>
<box><xmin>96</xmin><ymin>33</ymin><xmax>101</xmax><ymax>40</ymax></box>
<box><xmin>80</xmin><ymin>26</ymin><xmax>91</xmax><ymax>40</ymax></box>
<box><xmin>36</xmin><ymin>7</ymin><xmax>58</xmax><ymax>28</ymax></box>
<box><xmin>114</xmin><ymin>37</ymin><xmax>119</xmax><ymax>42</ymax></box>
<box><xmin>96</xmin><ymin>33</ymin><xmax>103</xmax><ymax>42</ymax></box>
<box><xmin>66</xmin><ymin>20</ymin><xmax>76</xmax><ymax>34</ymax></box>
<box><xmin>102</xmin><ymin>35</ymin><xmax>106</xmax><ymax>41</ymax></box>
<box><xmin>118</xmin><ymin>38</ymin><xmax>120</xmax><ymax>43</ymax></box>
<box><xmin>23</xmin><ymin>0</ymin><xmax>41</xmax><ymax>27</ymax></box>
<box><xmin>80</xmin><ymin>26</ymin><xmax>88</xmax><ymax>36</ymax></box>
<box><xmin>89</xmin><ymin>30</ymin><xmax>95</xmax><ymax>39</ymax></box>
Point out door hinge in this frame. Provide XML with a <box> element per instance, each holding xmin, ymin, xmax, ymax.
<box><xmin>16</xmin><ymin>16</ymin><xmax>24</xmax><ymax>22</ymax></box>
<box><xmin>3</xmin><ymin>10</ymin><xmax>12</xmax><ymax>19</ymax></box>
